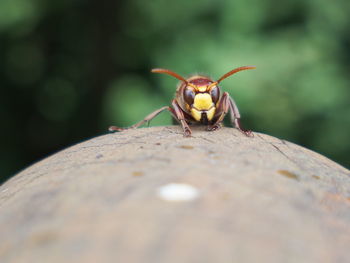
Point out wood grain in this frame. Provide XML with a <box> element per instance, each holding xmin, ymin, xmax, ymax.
<box><xmin>0</xmin><ymin>126</ymin><xmax>349</xmax><ymax>263</ymax></box>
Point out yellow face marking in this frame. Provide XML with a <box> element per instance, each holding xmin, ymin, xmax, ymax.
<box><xmin>206</xmin><ymin>107</ymin><xmax>215</xmax><ymax>121</ymax></box>
<box><xmin>191</xmin><ymin>108</ymin><xmax>202</xmax><ymax>121</ymax></box>
<box><xmin>190</xmin><ymin>107</ymin><xmax>216</xmax><ymax>122</ymax></box>
<box><xmin>193</xmin><ymin>93</ymin><xmax>213</xmax><ymax>110</ymax></box>
<box><xmin>197</xmin><ymin>86</ymin><xmax>207</xmax><ymax>92</ymax></box>
<box><xmin>190</xmin><ymin>93</ymin><xmax>216</xmax><ymax>122</ymax></box>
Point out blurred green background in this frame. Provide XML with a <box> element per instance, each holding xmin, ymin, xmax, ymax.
<box><xmin>1</xmin><ymin>0</ymin><xmax>349</xmax><ymax>183</ymax></box>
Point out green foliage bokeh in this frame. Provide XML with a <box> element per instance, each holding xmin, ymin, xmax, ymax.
<box><xmin>1</xmin><ymin>0</ymin><xmax>349</xmax><ymax>182</ymax></box>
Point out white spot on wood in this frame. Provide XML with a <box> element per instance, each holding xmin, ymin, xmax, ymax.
<box><xmin>157</xmin><ymin>183</ymin><xmax>199</xmax><ymax>202</ymax></box>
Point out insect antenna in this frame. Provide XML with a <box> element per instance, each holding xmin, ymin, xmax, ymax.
<box><xmin>216</xmin><ymin>66</ymin><xmax>256</xmax><ymax>83</ymax></box>
<box><xmin>151</xmin><ymin>68</ymin><xmax>188</xmax><ymax>83</ymax></box>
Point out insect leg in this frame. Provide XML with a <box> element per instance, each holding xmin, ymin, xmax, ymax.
<box><xmin>207</xmin><ymin>92</ymin><xmax>230</xmax><ymax>131</ymax></box>
<box><xmin>109</xmin><ymin>106</ymin><xmax>176</xmax><ymax>132</ymax></box>
<box><xmin>171</xmin><ymin>100</ymin><xmax>192</xmax><ymax>137</ymax></box>
<box><xmin>208</xmin><ymin>92</ymin><xmax>252</xmax><ymax>136</ymax></box>
<box><xmin>228</xmin><ymin>94</ymin><xmax>253</xmax><ymax>137</ymax></box>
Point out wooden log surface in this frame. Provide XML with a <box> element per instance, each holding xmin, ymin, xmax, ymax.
<box><xmin>0</xmin><ymin>126</ymin><xmax>349</xmax><ymax>263</ymax></box>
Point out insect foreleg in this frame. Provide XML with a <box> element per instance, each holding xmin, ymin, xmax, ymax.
<box><xmin>171</xmin><ymin>100</ymin><xmax>192</xmax><ymax>137</ymax></box>
<box><xmin>207</xmin><ymin>92</ymin><xmax>230</xmax><ymax>131</ymax></box>
<box><xmin>208</xmin><ymin>92</ymin><xmax>252</xmax><ymax>136</ymax></box>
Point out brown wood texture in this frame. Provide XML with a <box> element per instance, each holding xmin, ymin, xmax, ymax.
<box><xmin>0</xmin><ymin>126</ymin><xmax>349</xmax><ymax>263</ymax></box>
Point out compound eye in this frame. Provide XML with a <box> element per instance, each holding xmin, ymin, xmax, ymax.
<box><xmin>210</xmin><ymin>86</ymin><xmax>220</xmax><ymax>103</ymax></box>
<box><xmin>183</xmin><ymin>87</ymin><xmax>195</xmax><ymax>105</ymax></box>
